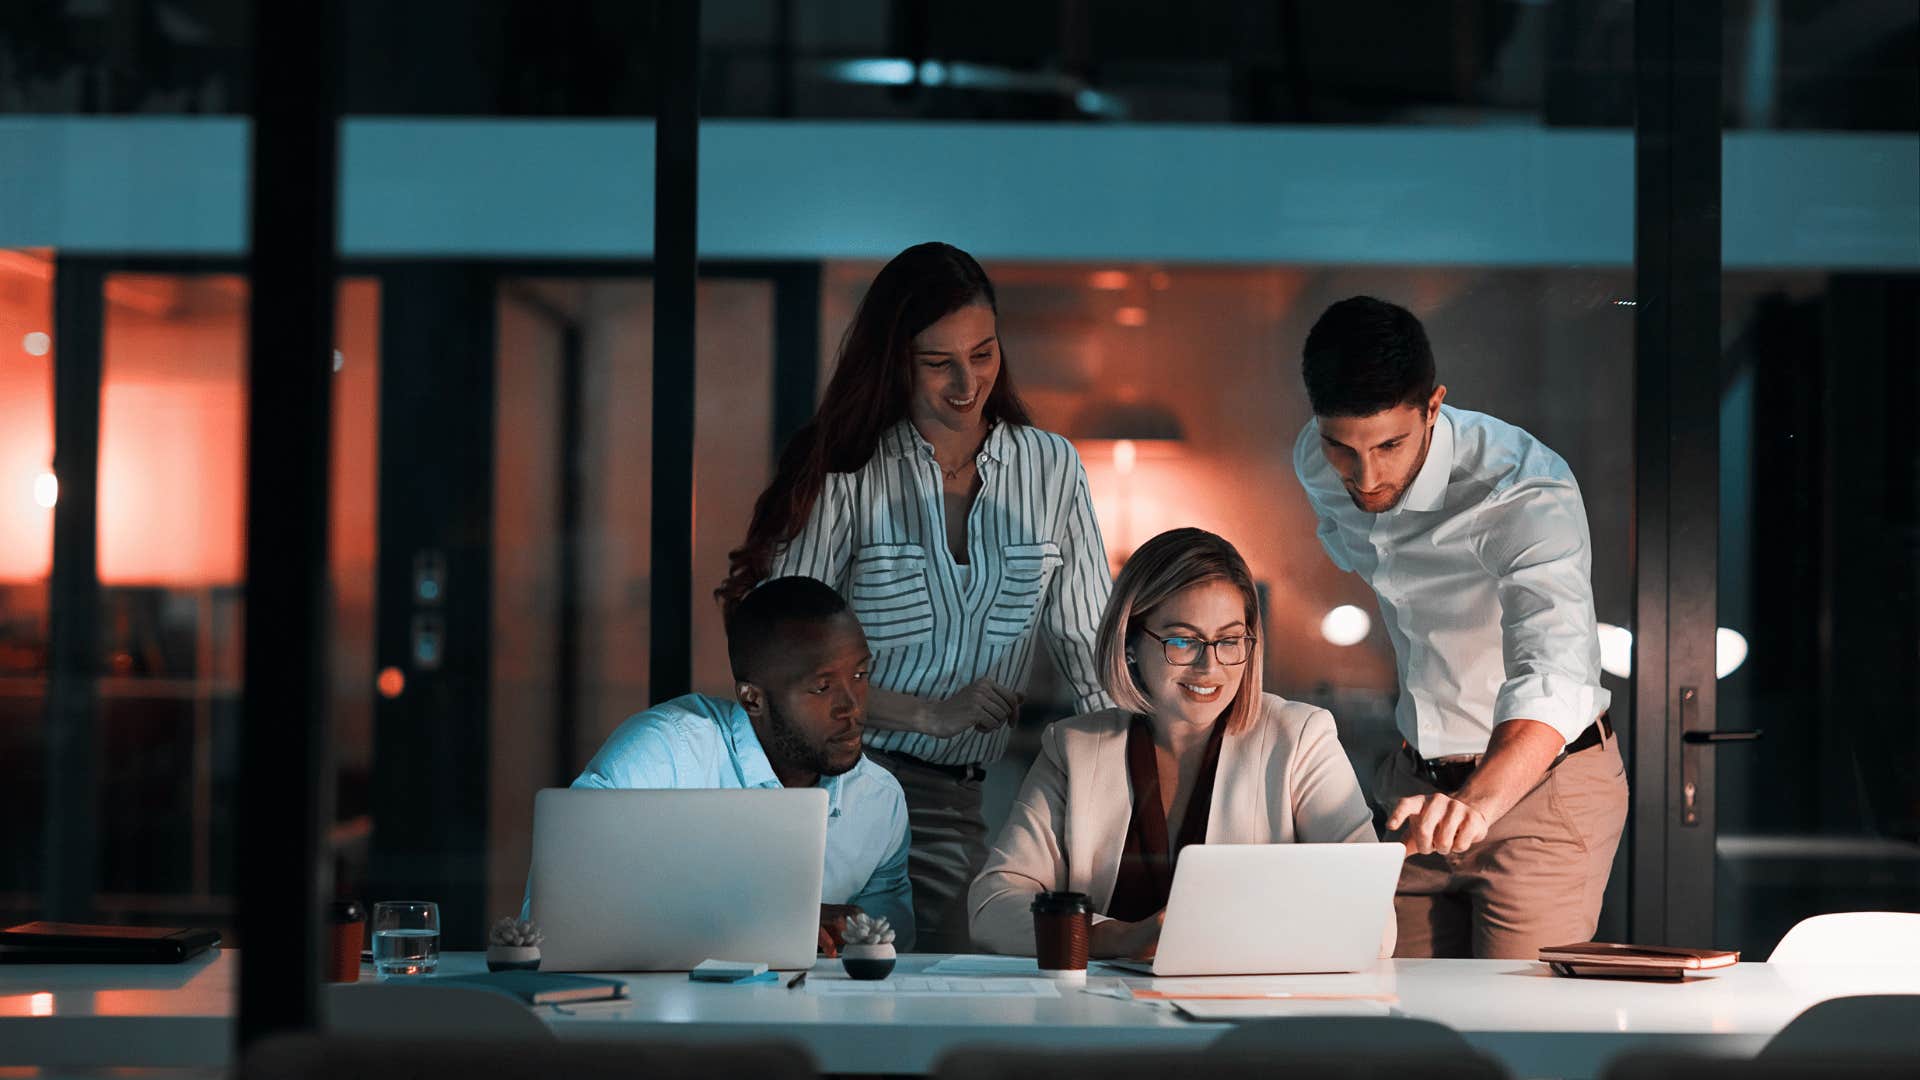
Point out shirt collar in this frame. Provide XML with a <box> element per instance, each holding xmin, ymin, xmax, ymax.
<box><xmin>718</xmin><ymin>700</ymin><xmax>847</xmax><ymax>816</ymax></box>
<box><xmin>1394</xmin><ymin>407</ymin><xmax>1455</xmax><ymax>514</ymax></box>
<box><xmin>881</xmin><ymin>418</ymin><xmax>1011</xmax><ymax>466</ymax></box>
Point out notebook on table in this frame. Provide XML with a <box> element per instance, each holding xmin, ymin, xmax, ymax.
<box><xmin>1</xmin><ymin>922</ymin><xmax>222</xmax><ymax>964</ymax></box>
<box><xmin>1539</xmin><ymin>942</ymin><xmax>1739</xmax><ymax>980</ymax></box>
<box><xmin>428</xmin><ymin>971</ymin><xmax>629</xmax><ymax>1005</ymax></box>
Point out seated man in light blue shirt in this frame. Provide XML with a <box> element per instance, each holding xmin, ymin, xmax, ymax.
<box><xmin>571</xmin><ymin>576</ymin><xmax>914</xmax><ymax>952</ymax></box>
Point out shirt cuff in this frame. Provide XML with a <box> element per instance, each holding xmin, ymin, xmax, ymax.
<box><xmin>1072</xmin><ymin>689</ymin><xmax>1113</xmax><ymax>715</ymax></box>
<box><xmin>1493</xmin><ymin>676</ymin><xmax>1606</xmax><ymax>746</ymax></box>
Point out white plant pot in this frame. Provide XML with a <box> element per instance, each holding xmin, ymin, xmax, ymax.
<box><xmin>486</xmin><ymin>944</ymin><xmax>541</xmax><ymax>972</ymax></box>
<box><xmin>840</xmin><ymin>943</ymin><xmax>896</xmax><ymax>980</ymax></box>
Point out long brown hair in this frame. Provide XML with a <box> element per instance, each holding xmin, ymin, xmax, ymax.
<box><xmin>717</xmin><ymin>242</ymin><xmax>1032</xmax><ymax>613</ymax></box>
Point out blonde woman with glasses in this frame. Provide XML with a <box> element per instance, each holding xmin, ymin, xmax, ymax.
<box><xmin>969</xmin><ymin>528</ymin><xmax>1390</xmax><ymax>960</ymax></box>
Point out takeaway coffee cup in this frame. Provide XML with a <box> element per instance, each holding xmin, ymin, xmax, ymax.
<box><xmin>1030</xmin><ymin>891</ymin><xmax>1092</xmax><ymax>982</ymax></box>
<box><xmin>327</xmin><ymin>899</ymin><xmax>365</xmax><ymax>983</ymax></box>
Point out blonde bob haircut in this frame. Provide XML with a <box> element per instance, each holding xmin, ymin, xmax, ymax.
<box><xmin>1094</xmin><ymin>527</ymin><xmax>1266</xmax><ymax>735</ymax></box>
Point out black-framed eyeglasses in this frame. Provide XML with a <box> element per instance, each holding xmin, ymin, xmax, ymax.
<box><xmin>1139</xmin><ymin>627</ymin><xmax>1256</xmax><ymax>667</ymax></box>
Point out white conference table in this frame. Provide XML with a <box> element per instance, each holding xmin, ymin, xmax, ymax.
<box><xmin>4</xmin><ymin>950</ymin><xmax>1917</xmax><ymax>1078</ymax></box>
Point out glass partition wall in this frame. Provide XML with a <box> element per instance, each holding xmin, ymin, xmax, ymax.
<box><xmin>486</xmin><ymin>274</ymin><xmax>776</xmax><ymax>926</ymax></box>
<box><xmin>1710</xmin><ymin>0</ymin><xmax>1920</xmax><ymax>957</ymax></box>
<box><xmin>0</xmin><ymin>251</ymin><xmax>55</xmax><ymax>920</ymax></box>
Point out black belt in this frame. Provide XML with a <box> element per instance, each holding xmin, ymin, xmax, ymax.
<box><xmin>1564</xmin><ymin>713</ymin><xmax>1613</xmax><ymax>756</ymax></box>
<box><xmin>867</xmin><ymin>747</ymin><xmax>987</xmax><ymax>783</ymax></box>
<box><xmin>1402</xmin><ymin>714</ymin><xmax>1612</xmax><ymax>794</ymax></box>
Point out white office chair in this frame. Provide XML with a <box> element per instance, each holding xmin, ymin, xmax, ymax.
<box><xmin>324</xmin><ymin>982</ymin><xmax>553</xmax><ymax>1041</ymax></box>
<box><xmin>1768</xmin><ymin>912</ymin><xmax>1920</xmax><ymax>965</ymax></box>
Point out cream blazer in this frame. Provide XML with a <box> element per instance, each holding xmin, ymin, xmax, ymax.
<box><xmin>968</xmin><ymin>692</ymin><xmax>1395</xmax><ymax>956</ymax></box>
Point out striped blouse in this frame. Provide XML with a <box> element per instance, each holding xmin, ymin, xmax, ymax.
<box><xmin>768</xmin><ymin>420</ymin><xmax>1114</xmax><ymax>765</ymax></box>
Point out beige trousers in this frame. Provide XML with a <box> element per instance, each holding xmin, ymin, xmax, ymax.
<box><xmin>1374</xmin><ymin>728</ymin><xmax>1629</xmax><ymax>959</ymax></box>
<box><xmin>865</xmin><ymin>749</ymin><xmax>989</xmax><ymax>954</ymax></box>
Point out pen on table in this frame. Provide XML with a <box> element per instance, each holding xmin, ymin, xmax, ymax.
<box><xmin>786</xmin><ymin>971</ymin><xmax>808</xmax><ymax>990</ymax></box>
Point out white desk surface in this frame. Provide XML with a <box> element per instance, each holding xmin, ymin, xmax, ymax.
<box><xmin>5</xmin><ymin>950</ymin><xmax>1919</xmax><ymax>1078</ymax></box>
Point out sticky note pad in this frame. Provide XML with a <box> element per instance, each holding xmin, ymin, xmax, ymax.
<box><xmin>690</xmin><ymin>958</ymin><xmax>770</xmax><ymax>982</ymax></box>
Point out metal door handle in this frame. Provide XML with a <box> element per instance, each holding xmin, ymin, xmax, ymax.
<box><xmin>1679</xmin><ymin>687</ymin><xmax>1764</xmax><ymax>827</ymax></box>
<box><xmin>1683</xmin><ymin>729</ymin><xmax>1763</xmax><ymax>744</ymax></box>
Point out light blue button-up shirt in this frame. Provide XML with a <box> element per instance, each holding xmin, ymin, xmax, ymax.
<box><xmin>571</xmin><ymin>693</ymin><xmax>915</xmax><ymax>948</ymax></box>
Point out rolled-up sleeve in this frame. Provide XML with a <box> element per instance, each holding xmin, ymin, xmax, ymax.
<box><xmin>765</xmin><ymin>474</ymin><xmax>855</xmax><ymax>593</ymax></box>
<box><xmin>1041</xmin><ymin>454</ymin><xmax>1114</xmax><ymax>715</ymax></box>
<box><xmin>850</xmin><ymin>795</ymin><xmax>916</xmax><ymax>951</ymax></box>
<box><xmin>1473</xmin><ymin>479</ymin><xmax>1609</xmax><ymax>746</ymax></box>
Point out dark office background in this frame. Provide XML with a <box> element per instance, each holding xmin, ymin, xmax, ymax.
<box><xmin>0</xmin><ymin>0</ymin><xmax>1915</xmax><ymax>988</ymax></box>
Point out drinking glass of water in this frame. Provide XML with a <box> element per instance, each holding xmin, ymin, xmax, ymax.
<box><xmin>372</xmin><ymin>901</ymin><xmax>440</xmax><ymax>976</ymax></box>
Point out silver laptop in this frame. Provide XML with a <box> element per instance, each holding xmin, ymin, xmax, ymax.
<box><xmin>530</xmin><ymin>788</ymin><xmax>828</xmax><ymax>971</ymax></box>
<box><xmin>1103</xmin><ymin>842</ymin><xmax>1404</xmax><ymax>977</ymax></box>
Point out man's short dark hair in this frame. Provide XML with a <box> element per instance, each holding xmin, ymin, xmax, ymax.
<box><xmin>1301</xmin><ymin>296</ymin><xmax>1437</xmax><ymax>417</ymax></box>
<box><xmin>726</xmin><ymin>576</ymin><xmax>852</xmax><ymax>683</ymax></box>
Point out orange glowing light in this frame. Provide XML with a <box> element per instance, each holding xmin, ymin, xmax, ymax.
<box><xmin>97</xmin><ymin>378</ymin><xmax>245</xmax><ymax>585</ymax></box>
<box><xmin>0</xmin><ymin>357</ymin><xmax>53</xmax><ymax>582</ymax></box>
<box><xmin>29</xmin><ymin>992</ymin><xmax>52</xmax><ymax>1016</ymax></box>
<box><xmin>1112</xmin><ymin>439</ymin><xmax>1138</xmax><ymax>476</ymax></box>
<box><xmin>377</xmin><ymin>666</ymin><xmax>406</xmax><ymax>699</ymax></box>
<box><xmin>1114</xmin><ymin>306</ymin><xmax>1148</xmax><ymax>328</ymax></box>
<box><xmin>32</xmin><ymin>471</ymin><xmax>56</xmax><ymax>509</ymax></box>
<box><xmin>1089</xmin><ymin>270</ymin><xmax>1130</xmax><ymax>291</ymax></box>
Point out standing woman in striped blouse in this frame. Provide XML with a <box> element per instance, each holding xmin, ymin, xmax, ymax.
<box><xmin>719</xmin><ymin>242</ymin><xmax>1113</xmax><ymax>952</ymax></box>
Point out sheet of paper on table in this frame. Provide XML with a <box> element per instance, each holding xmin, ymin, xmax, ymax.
<box><xmin>807</xmin><ymin>976</ymin><xmax>1061</xmax><ymax>997</ymax></box>
<box><xmin>923</xmin><ymin>955</ymin><xmax>1043</xmax><ymax>976</ymax></box>
<box><xmin>1125</xmin><ymin>972</ymin><xmax>1397</xmax><ymax>1000</ymax></box>
<box><xmin>1172</xmin><ymin>999</ymin><xmax>1396</xmax><ymax>1020</ymax></box>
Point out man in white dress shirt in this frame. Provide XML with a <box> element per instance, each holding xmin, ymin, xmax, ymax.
<box><xmin>1292</xmin><ymin>296</ymin><xmax>1628</xmax><ymax>959</ymax></box>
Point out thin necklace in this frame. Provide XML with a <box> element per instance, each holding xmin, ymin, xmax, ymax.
<box><xmin>921</xmin><ymin>420</ymin><xmax>988</xmax><ymax>483</ymax></box>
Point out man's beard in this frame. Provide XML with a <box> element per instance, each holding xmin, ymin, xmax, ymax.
<box><xmin>761</xmin><ymin>701</ymin><xmax>861</xmax><ymax>778</ymax></box>
<box><xmin>1348</xmin><ymin>420</ymin><xmax>1434</xmax><ymax>513</ymax></box>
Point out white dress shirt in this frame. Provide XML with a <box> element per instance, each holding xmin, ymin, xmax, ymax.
<box><xmin>1293</xmin><ymin>405</ymin><xmax>1610</xmax><ymax>759</ymax></box>
<box><xmin>768</xmin><ymin>420</ymin><xmax>1113</xmax><ymax>766</ymax></box>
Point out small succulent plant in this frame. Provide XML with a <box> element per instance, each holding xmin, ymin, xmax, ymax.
<box><xmin>489</xmin><ymin>916</ymin><xmax>544</xmax><ymax>948</ymax></box>
<box><xmin>843</xmin><ymin>913</ymin><xmax>896</xmax><ymax>947</ymax></box>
